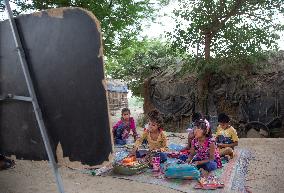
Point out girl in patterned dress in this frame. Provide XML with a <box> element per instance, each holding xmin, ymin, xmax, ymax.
<box><xmin>187</xmin><ymin>120</ymin><xmax>222</xmax><ymax>173</ymax></box>
<box><xmin>112</xmin><ymin>108</ymin><xmax>138</xmax><ymax>145</ymax></box>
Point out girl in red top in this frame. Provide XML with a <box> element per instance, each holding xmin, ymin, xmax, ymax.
<box><xmin>112</xmin><ymin>108</ymin><xmax>137</xmax><ymax>145</ymax></box>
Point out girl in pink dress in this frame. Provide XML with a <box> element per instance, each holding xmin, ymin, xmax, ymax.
<box><xmin>112</xmin><ymin>108</ymin><xmax>137</xmax><ymax>145</ymax></box>
<box><xmin>188</xmin><ymin>120</ymin><xmax>222</xmax><ymax>172</ymax></box>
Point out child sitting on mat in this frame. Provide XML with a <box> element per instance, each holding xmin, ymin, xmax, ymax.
<box><xmin>113</xmin><ymin>108</ymin><xmax>138</xmax><ymax>145</ymax></box>
<box><xmin>131</xmin><ymin>110</ymin><xmax>168</xmax><ymax>162</ymax></box>
<box><xmin>215</xmin><ymin>113</ymin><xmax>239</xmax><ymax>159</ymax></box>
<box><xmin>183</xmin><ymin>112</ymin><xmax>211</xmax><ymax>151</ymax></box>
<box><xmin>187</xmin><ymin>120</ymin><xmax>222</xmax><ymax>174</ymax></box>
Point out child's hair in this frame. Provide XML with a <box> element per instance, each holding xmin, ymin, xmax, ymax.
<box><xmin>194</xmin><ymin>119</ymin><xmax>212</xmax><ymax>137</ymax></box>
<box><xmin>121</xmin><ymin>108</ymin><xmax>130</xmax><ymax>115</ymax></box>
<box><xmin>218</xmin><ymin>113</ymin><xmax>230</xmax><ymax>123</ymax></box>
<box><xmin>193</xmin><ymin>120</ymin><xmax>208</xmax><ymax>135</ymax></box>
<box><xmin>147</xmin><ymin>110</ymin><xmax>163</xmax><ymax>129</ymax></box>
<box><xmin>192</xmin><ymin>112</ymin><xmax>203</xmax><ymax>122</ymax></box>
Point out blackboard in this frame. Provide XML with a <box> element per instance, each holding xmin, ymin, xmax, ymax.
<box><xmin>0</xmin><ymin>8</ymin><xmax>113</xmax><ymax>165</ymax></box>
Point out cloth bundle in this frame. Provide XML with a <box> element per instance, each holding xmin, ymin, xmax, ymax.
<box><xmin>216</xmin><ymin>135</ymin><xmax>233</xmax><ymax>144</ymax></box>
<box><xmin>164</xmin><ymin>163</ymin><xmax>200</xmax><ymax>180</ymax></box>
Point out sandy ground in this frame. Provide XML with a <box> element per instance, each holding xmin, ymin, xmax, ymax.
<box><xmin>1</xmin><ymin>108</ymin><xmax>284</xmax><ymax>193</ymax></box>
<box><xmin>0</xmin><ymin>138</ymin><xmax>284</xmax><ymax>193</ymax></box>
<box><xmin>241</xmin><ymin>138</ymin><xmax>284</xmax><ymax>193</ymax></box>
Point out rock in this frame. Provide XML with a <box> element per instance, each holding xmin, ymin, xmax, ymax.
<box><xmin>259</xmin><ymin>129</ymin><xmax>269</xmax><ymax>137</ymax></box>
<box><xmin>246</xmin><ymin>129</ymin><xmax>265</xmax><ymax>138</ymax></box>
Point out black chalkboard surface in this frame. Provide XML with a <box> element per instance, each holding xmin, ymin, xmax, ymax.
<box><xmin>0</xmin><ymin>8</ymin><xmax>112</xmax><ymax>165</ymax></box>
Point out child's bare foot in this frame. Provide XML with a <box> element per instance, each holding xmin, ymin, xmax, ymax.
<box><xmin>199</xmin><ymin>168</ymin><xmax>209</xmax><ymax>177</ymax></box>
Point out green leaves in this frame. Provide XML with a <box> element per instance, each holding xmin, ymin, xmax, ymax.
<box><xmin>0</xmin><ymin>0</ymin><xmax>175</xmax><ymax>95</ymax></box>
<box><xmin>2</xmin><ymin>0</ymin><xmax>283</xmax><ymax>94</ymax></box>
<box><xmin>105</xmin><ymin>39</ymin><xmax>186</xmax><ymax>95</ymax></box>
<box><xmin>1</xmin><ymin>0</ymin><xmax>169</xmax><ymax>57</ymax></box>
<box><xmin>169</xmin><ymin>0</ymin><xmax>284</xmax><ymax>66</ymax></box>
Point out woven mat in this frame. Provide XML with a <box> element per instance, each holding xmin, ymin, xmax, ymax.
<box><xmin>96</xmin><ymin>147</ymin><xmax>252</xmax><ymax>193</ymax></box>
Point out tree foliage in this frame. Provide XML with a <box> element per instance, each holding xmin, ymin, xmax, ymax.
<box><xmin>168</xmin><ymin>0</ymin><xmax>284</xmax><ymax>114</ymax></box>
<box><xmin>170</xmin><ymin>0</ymin><xmax>284</xmax><ymax>62</ymax></box>
<box><xmin>1</xmin><ymin>0</ymin><xmax>169</xmax><ymax>56</ymax></box>
<box><xmin>106</xmin><ymin>39</ymin><xmax>185</xmax><ymax>95</ymax></box>
<box><xmin>2</xmin><ymin>0</ymin><xmax>283</xmax><ymax>98</ymax></box>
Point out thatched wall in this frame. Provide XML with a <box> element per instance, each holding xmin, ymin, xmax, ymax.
<box><xmin>106</xmin><ymin>79</ymin><xmax>128</xmax><ymax>112</ymax></box>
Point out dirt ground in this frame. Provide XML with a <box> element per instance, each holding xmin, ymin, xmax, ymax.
<box><xmin>0</xmin><ymin>138</ymin><xmax>284</xmax><ymax>193</ymax></box>
<box><xmin>1</xmin><ymin>108</ymin><xmax>283</xmax><ymax>193</ymax></box>
<box><xmin>240</xmin><ymin>138</ymin><xmax>284</xmax><ymax>193</ymax></box>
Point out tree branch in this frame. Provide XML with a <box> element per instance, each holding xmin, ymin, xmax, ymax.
<box><xmin>211</xmin><ymin>0</ymin><xmax>245</xmax><ymax>36</ymax></box>
<box><xmin>200</xmin><ymin>0</ymin><xmax>245</xmax><ymax>36</ymax></box>
<box><xmin>109</xmin><ymin>0</ymin><xmax>113</xmax><ymax>8</ymax></box>
<box><xmin>219</xmin><ymin>0</ymin><xmax>227</xmax><ymax>13</ymax></box>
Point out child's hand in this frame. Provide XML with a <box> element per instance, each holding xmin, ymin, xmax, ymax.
<box><xmin>187</xmin><ymin>158</ymin><xmax>193</xmax><ymax>164</ymax></box>
<box><xmin>129</xmin><ymin>151</ymin><xmax>135</xmax><ymax>156</ymax></box>
<box><xmin>192</xmin><ymin>161</ymin><xmax>200</xmax><ymax>166</ymax></box>
<box><xmin>122</xmin><ymin>129</ymin><xmax>128</xmax><ymax>136</ymax></box>
<box><xmin>129</xmin><ymin>148</ymin><xmax>137</xmax><ymax>156</ymax></box>
<box><xmin>152</xmin><ymin>149</ymin><xmax>160</xmax><ymax>153</ymax></box>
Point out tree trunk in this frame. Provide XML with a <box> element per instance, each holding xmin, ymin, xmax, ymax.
<box><xmin>197</xmin><ymin>33</ymin><xmax>212</xmax><ymax>115</ymax></box>
<box><xmin>204</xmin><ymin>33</ymin><xmax>212</xmax><ymax>60</ymax></box>
<box><xmin>197</xmin><ymin>71</ymin><xmax>211</xmax><ymax>115</ymax></box>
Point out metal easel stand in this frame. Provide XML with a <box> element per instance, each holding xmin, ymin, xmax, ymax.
<box><xmin>4</xmin><ymin>1</ymin><xmax>65</xmax><ymax>192</ymax></box>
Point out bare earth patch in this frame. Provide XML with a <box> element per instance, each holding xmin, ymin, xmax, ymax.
<box><xmin>238</xmin><ymin>138</ymin><xmax>284</xmax><ymax>193</ymax></box>
<box><xmin>0</xmin><ymin>138</ymin><xmax>284</xmax><ymax>193</ymax></box>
